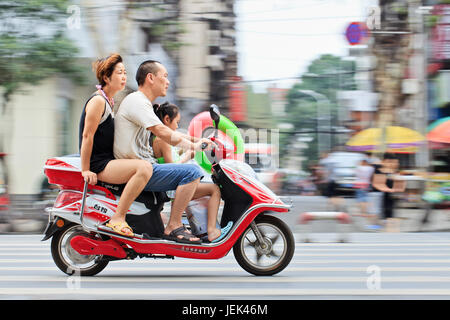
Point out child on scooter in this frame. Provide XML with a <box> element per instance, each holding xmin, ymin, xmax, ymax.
<box><xmin>151</xmin><ymin>102</ymin><xmax>232</xmax><ymax>242</ymax></box>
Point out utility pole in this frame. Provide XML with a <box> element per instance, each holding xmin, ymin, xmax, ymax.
<box><xmin>416</xmin><ymin>5</ymin><xmax>433</xmax><ymax>170</ymax></box>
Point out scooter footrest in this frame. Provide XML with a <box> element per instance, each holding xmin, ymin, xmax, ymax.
<box><xmin>142</xmin><ymin>233</ymin><xmax>162</xmax><ymax>240</ymax></box>
<box><xmin>96</xmin><ymin>225</ymin><xmax>145</xmax><ymax>240</ymax></box>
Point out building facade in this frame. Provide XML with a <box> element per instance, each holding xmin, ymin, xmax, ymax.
<box><xmin>3</xmin><ymin>0</ymin><xmax>238</xmax><ymax>195</ymax></box>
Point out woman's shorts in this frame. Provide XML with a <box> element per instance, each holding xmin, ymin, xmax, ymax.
<box><xmin>90</xmin><ymin>157</ymin><xmax>115</xmax><ymax>174</ymax></box>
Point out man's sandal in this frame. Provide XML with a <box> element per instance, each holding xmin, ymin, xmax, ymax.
<box><xmin>163</xmin><ymin>226</ymin><xmax>201</xmax><ymax>244</ymax></box>
<box><xmin>105</xmin><ymin>221</ymin><xmax>134</xmax><ymax>237</ymax></box>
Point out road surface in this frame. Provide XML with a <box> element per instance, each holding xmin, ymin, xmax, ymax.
<box><xmin>1</xmin><ymin>233</ymin><xmax>450</xmax><ymax>301</ymax></box>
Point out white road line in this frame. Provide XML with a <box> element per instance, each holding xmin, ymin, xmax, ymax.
<box><xmin>296</xmin><ymin>248</ymin><xmax>450</xmax><ymax>251</ymax></box>
<box><xmin>0</xmin><ymin>244</ymin><xmax>48</xmax><ymax>248</ymax></box>
<box><xmin>295</xmin><ymin>243</ymin><xmax>450</xmax><ymax>246</ymax></box>
<box><xmin>294</xmin><ymin>253</ymin><xmax>450</xmax><ymax>256</ymax></box>
<box><xmin>1</xmin><ymin>258</ymin><xmax>450</xmax><ymax>264</ymax></box>
<box><xmin>1</xmin><ymin>266</ymin><xmax>450</xmax><ymax>272</ymax></box>
<box><xmin>295</xmin><ymin>242</ymin><xmax>450</xmax><ymax>246</ymax></box>
<box><xmin>1</xmin><ymin>275</ymin><xmax>450</xmax><ymax>283</ymax></box>
<box><xmin>2</xmin><ymin>242</ymin><xmax>450</xmax><ymax>247</ymax></box>
<box><xmin>1</xmin><ymin>287</ymin><xmax>450</xmax><ymax>297</ymax></box>
<box><xmin>3</xmin><ymin>248</ymin><xmax>446</xmax><ymax>252</ymax></box>
<box><xmin>0</xmin><ymin>249</ymin><xmax>450</xmax><ymax>261</ymax></box>
<box><xmin>0</xmin><ymin>253</ymin><xmax>51</xmax><ymax>256</ymax></box>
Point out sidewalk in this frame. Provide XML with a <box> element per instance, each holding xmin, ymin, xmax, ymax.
<box><xmin>1</xmin><ymin>195</ymin><xmax>449</xmax><ymax>235</ymax></box>
<box><xmin>350</xmin><ymin>206</ymin><xmax>450</xmax><ymax>233</ymax></box>
<box><xmin>293</xmin><ymin>230</ymin><xmax>450</xmax><ymax>243</ymax></box>
<box><xmin>286</xmin><ymin>195</ymin><xmax>450</xmax><ymax>233</ymax></box>
<box><xmin>291</xmin><ymin>207</ymin><xmax>450</xmax><ymax>244</ymax></box>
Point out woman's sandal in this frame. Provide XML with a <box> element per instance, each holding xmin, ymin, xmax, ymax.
<box><xmin>105</xmin><ymin>221</ymin><xmax>134</xmax><ymax>237</ymax></box>
<box><xmin>163</xmin><ymin>226</ymin><xmax>201</xmax><ymax>244</ymax></box>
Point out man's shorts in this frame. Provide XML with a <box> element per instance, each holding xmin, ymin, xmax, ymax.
<box><xmin>144</xmin><ymin>163</ymin><xmax>204</xmax><ymax>192</ymax></box>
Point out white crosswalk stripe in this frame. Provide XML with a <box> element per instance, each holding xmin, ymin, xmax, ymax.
<box><xmin>1</xmin><ymin>235</ymin><xmax>450</xmax><ymax>299</ymax></box>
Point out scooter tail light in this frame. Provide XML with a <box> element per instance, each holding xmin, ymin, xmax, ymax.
<box><xmin>54</xmin><ymin>191</ymin><xmax>83</xmax><ymax>208</ymax></box>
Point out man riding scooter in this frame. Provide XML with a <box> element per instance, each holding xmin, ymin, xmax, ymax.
<box><xmin>113</xmin><ymin>59</ymin><xmax>217</xmax><ymax>243</ymax></box>
<box><xmin>43</xmin><ymin>103</ymin><xmax>294</xmax><ymax>277</ymax></box>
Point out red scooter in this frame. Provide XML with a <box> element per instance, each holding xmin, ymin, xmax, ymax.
<box><xmin>42</xmin><ymin>105</ymin><xmax>294</xmax><ymax>276</ymax></box>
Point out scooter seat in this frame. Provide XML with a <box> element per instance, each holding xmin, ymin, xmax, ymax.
<box><xmin>48</xmin><ymin>155</ymin><xmax>171</xmax><ymax>208</ymax></box>
<box><xmin>96</xmin><ymin>180</ymin><xmax>170</xmax><ymax>209</ymax></box>
<box><xmin>96</xmin><ymin>180</ymin><xmax>126</xmax><ymax>195</ymax></box>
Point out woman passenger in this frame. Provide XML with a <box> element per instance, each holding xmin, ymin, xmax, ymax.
<box><xmin>79</xmin><ymin>54</ymin><xmax>153</xmax><ymax>237</ymax></box>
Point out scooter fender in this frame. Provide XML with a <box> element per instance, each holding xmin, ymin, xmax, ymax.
<box><xmin>41</xmin><ymin>217</ymin><xmax>70</xmax><ymax>241</ymax></box>
<box><xmin>231</xmin><ymin>204</ymin><xmax>290</xmax><ymax>241</ymax></box>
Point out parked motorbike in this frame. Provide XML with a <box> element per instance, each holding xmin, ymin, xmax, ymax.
<box><xmin>42</xmin><ymin>105</ymin><xmax>294</xmax><ymax>276</ymax></box>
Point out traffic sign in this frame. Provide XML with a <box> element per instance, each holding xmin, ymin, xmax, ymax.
<box><xmin>345</xmin><ymin>22</ymin><xmax>369</xmax><ymax>45</ymax></box>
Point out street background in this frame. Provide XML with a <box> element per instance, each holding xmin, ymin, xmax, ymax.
<box><xmin>1</xmin><ymin>0</ymin><xmax>450</xmax><ymax>301</ymax></box>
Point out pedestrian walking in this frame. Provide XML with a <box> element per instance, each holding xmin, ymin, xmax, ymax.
<box><xmin>372</xmin><ymin>153</ymin><xmax>406</xmax><ymax>232</ymax></box>
<box><xmin>354</xmin><ymin>159</ymin><xmax>374</xmax><ymax>219</ymax></box>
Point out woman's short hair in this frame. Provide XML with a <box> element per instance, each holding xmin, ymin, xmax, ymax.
<box><xmin>92</xmin><ymin>53</ymin><xmax>123</xmax><ymax>87</ymax></box>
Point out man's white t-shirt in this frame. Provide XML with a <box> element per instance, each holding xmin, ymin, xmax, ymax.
<box><xmin>113</xmin><ymin>91</ymin><xmax>162</xmax><ymax>163</ymax></box>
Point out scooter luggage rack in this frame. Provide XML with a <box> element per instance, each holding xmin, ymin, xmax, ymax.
<box><xmin>79</xmin><ymin>181</ymin><xmax>90</xmax><ymax>230</ymax></box>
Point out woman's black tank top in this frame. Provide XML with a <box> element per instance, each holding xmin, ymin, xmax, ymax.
<box><xmin>78</xmin><ymin>93</ymin><xmax>115</xmax><ymax>174</ymax></box>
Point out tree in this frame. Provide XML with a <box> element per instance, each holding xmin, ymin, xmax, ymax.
<box><xmin>0</xmin><ymin>0</ymin><xmax>85</xmax><ymax>161</ymax></box>
<box><xmin>0</xmin><ymin>0</ymin><xmax>85</xmax><ymax>117</ymax></box>
<box><xmin>370</xmin><ymin>0</ymin><xmax>412</xmax><ymax>153</ymax></box>
<box><xmin>280</xmin><ymin>54</ymin><xmax>356</xmax><ymax>171</ymax></box>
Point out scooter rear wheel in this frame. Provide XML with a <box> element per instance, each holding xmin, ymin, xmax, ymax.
<box><xmin>51</xmin><ymin>223</ymin><xmax>109</xmax><ymax>276</ymax></box>
<box><xmin>233</xmin><ymin>214</ymin><xmax>295</xmax><ymax>276</ymax></box>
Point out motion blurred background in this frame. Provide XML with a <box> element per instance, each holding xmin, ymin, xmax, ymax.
<box><xmin>0</xmin><ymin>0</ymin><xmax>449</xmax><ymax>233</ymax></box>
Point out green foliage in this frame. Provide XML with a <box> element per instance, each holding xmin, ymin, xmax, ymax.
<box><xmin>426</xmin><ymin>15</ymin><xmax>439</xmax><ymax>28</ymax></box>
<box><xmin>280</xmin><ymin>54</ymin><xmax>356</xmax><ymax>170</ymax></box>
<box><xmin>0</xmin><ymin>0</ymin><xmax>85</xmax><ymax>110</ymax></box>
<box><xmin>245</xmin><ymin>85</ymin><xmax>274</xmax><ymax>129</ymax></box>
<box><xmin>149</xmin><ymin>20</ymin><xmax>186</xmax><ymax>52</ymax></box>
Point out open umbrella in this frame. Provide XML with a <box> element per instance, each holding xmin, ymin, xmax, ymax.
<box><xmin>427</xmin><ymin>116</ymin><xmax>450</xmax><ymax>132</ymax></box>
<box><xmin>346</xmin><ymin>126</ymin><xmax>425</xmax><ymax>152</ymax></box>
<box><xmin>427</xmin><ymin>117</ymin><xmax>450</xmax><ymax>145</ymax></box>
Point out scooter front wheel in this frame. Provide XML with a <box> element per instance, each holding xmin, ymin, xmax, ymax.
<box><xmin>51</xmin><ymin>223</ymin><xmax>109</xmax><ymax>276</ymax></box>
<box><xmin>233</xmin><ymin>214</ymin><xmax>295</xmax><ymax>276</ymax></box>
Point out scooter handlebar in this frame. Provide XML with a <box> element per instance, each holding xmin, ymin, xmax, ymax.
<box><xmin>201</xmin><ymin>142</ymin><xmax>216</xmax><ymax>157</ymax></box>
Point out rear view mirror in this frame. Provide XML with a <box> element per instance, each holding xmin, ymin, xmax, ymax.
<box><xmin>209</xmin><ymin>104</ymin><xmax>220</xmax><ymax>128</ymax></box>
